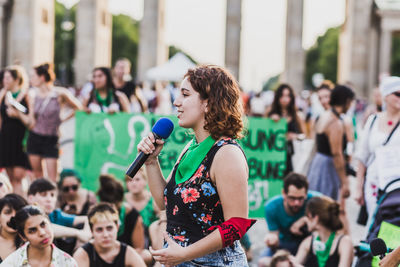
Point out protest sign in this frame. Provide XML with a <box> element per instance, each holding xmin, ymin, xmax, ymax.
<box><xmin>74</xmin><ymin>112</ymin><xmax>287</xmax><ymax>218</ymax></box>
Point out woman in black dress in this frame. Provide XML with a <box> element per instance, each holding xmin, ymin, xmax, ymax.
<box><xmin>0</xmin><ymin>65</ymin><xmax>33</xmax><ymax>195</ymax></box>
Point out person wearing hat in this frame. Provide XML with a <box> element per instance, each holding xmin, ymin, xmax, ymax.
<box><xmin>58</xmin><ymin>169</ymin><xmax>97</xmax><ymax>216</ymax></box>
<box><xmin>355</xmin><ymin>76</ymin><xmax>400</xmax><ymax>220</ymax></box>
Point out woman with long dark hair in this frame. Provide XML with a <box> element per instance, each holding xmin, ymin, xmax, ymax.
<box><xmin>268</xmin><ymin>84</ymin><xmax>306</xmax><ymax>175</ymax></box>
<box><xmin>84</xmin><ymin>67</ymin><xmax>130</xmax><ymax>113</ymax></box>
<box><xmin>0</xmin><ymin>194</ymin><xmax>27</xmax><ymax>263</ymax></box>
<box><xmin>2</xmin><ymin>205</ymin><xmax>77</xmax><ymax>266</ymax></box>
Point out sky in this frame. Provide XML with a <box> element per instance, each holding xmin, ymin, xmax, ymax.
<box><xmin>58</xmin><ymin>0</ymin><xmax>345</xmax><ymax>91</ymax></box>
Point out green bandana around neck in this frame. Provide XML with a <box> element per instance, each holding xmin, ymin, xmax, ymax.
<box><xmin>95</xmin><ymin>90</ymin><xmax>112</xmax><ymax>107</ymax></box>
<box><xmin>175</xmin><ymin>135</ymin><xmax>215</xmax><ymax>184</ymax></box>
<box><xmin>315</xmin><ymin>231</ymin><xmax>336</xmax><ymax>267</ymax></box>
<box><xmin>11</xmin><ymin>90</ymin><xmax>21</xmax><ymax>98</ymax></box>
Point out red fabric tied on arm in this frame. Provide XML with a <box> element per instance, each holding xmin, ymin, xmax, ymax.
<box><xmin>208</xmin><ymin>217</ymin><xmax>257</xmax><ymax>248</ymax></box>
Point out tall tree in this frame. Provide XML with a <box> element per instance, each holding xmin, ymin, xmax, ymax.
<box><xmin>305</xmin><ymin>26</ymin><xmax>340</xmax><ymax>89</ymax></box>
<box><xmin>54</xmin><ymin>1</ymin><xmax>76</xmax><ymax>86</ymax></box>
<box><xmin>111</xmin><ymin>14</ymin><xmax>139</xmax><ymax>77</ymax></box>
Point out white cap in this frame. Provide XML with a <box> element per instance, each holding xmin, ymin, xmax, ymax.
<box><xmin>380</xmin><ymin>76</ymin><xmax>400</xmax><ymax>97</ymax></box>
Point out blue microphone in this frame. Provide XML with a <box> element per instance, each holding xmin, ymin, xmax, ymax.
<box><xmin>126</xmin><ymin>118</ymin><xmax>174</xmax><ymax>178</ymax></box>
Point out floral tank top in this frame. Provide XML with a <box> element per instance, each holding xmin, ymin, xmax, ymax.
<box><xmin>164</xmin><ymin>138</ymin><xmax>243</xmax><ymax>246</ymax></box>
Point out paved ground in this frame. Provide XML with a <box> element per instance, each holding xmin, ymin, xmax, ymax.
<box><xmin>59</xmin><ymin>118</ymin><xmax>367</xmax><ymax>266</ymax></box>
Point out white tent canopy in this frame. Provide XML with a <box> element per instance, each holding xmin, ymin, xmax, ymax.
<box><xmin>146</xmin><ymin>52</ymin><xmax>196</xmax><ymax>82</ymax></box>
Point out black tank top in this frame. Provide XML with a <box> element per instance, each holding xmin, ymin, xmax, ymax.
<box><xmin>164</xmin><ymin>138</ymin><xmax>243</xmax><ymax>246</ymax></box>
<box><xmin>304</xmin><ymin>235</ymin><xmax>344</xmax><ymax>267</ymax></box>
<box><xmin>82</xmin><ymin>242</ymin><xmax>127</xmax><ymax>267</ymax></box>
<box><xmin>315</xmin><ymin>112</ymin><xmax>347</xmax><ymax>156</ymax></box>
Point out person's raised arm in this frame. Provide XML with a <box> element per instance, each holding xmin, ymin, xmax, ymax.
<box><xmin>327</xmin><ymin>121</ymin><xmax>349</xmax><ymax>198</ymax></box>
<box><xmin>59</xmin><ymin>87</ymin><xmax>83</xmax><ymax>111</ymax></box>
<box><xmin>52</xmin><ymin>223</ymin><xmax>91</xmax><ymax>243</ymax></box>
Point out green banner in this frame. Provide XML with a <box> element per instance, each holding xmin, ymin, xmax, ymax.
<box><xmin>372</xmin><ymin>221</ymin><xmax>400</xmax><ymax>267</ymax></box>
<box><xmin>74</xmin><ymin>112</ymin><xmax>287</xmax><ymax>218</ymax></box>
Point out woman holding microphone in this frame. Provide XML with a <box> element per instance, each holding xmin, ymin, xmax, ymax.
<box><xmin>137</xmin><ymin>65</ymin><xmax>255</xmax><ymax>266</ymax></box>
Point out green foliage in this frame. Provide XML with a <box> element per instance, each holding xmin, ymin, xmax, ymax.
<box><xmin>262</xmin><ymin>74</ymin><xmax>280</xmax><ymax>91</ymax></box>
<box><xmin>169</xmin><ymin>45</ymin><xmax>197</xmax><ymax>64</ymax></box>
<box><xmin>111</xmin><ymin>14</ymin><xmax>139</xmax><ymax>76</ymax></box>
<box><xmin>54</xmin><ymin>1</ymin><xmax>139</xmax><ymax>85</ymax></box>
<box><xmin>391</xmin><ymin>34</ymin><xmax>400</xmax><ymax>76</ymax></box>
<box><xmin>305</xmin><ymin>26</ymin><xmax>340</xmax><ymax>88</ymax></box>
<box><xmin>54</xmin><ymin>1</ymin><xmax>76</xmax><ymax>85</ymax></box>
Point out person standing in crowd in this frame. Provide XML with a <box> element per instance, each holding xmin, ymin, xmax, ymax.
<box><xmin>307</xmin><ymin>85</ymin><xmax>355</xmax><ymax>201</ymax></box>
<box><xmin>84</xmin><ymin>67</ymin><xmax>130</xmax><ymax>113</ymax></box>
<box><xmin>0</xmin><ymin>194</ymin><xmax>28</xmax><ymax>263</ymax></box>
<box><xmin>295</xmin><ymin>196</ymin><xmax>353</xmax><ymax>267</ymax></box>
<box><xmin>58</xmin><ymin>169</ymin><xmax>97</xmax><ymax>216</ymax></box>
<box><xmin>73</xmin><ymin>203</ymin><xmax>146</xmax><ymax>267</ymax></box>
<box><xmin>267</xmin><ymin>84</ymin><xmax>306</xmax><ymax>175</ymax></box>
<box><xmin>137</xmin><ymin>65</ymin><xmax>255</xmax><ymax>266</ymax></box>
<box><xmin>355</xmin><ymin>76</ymin><xmax>400</xmax><ymax>219</ymax></box>
<box><xmin>0</xmin><ymin>173</ymin><xmax>14</xmax><ymax>198</ymax></box>
<box><xmin>258</xmin><ymin>173</ymin><xmax>320</xmax><ymax>267</ymax></box>
<box><xmin>0</xmin><ymin>65</ymin><xmax>32</xmax><ymax>195</ymax></box>
<box><xmin>113</xmin><ymin>58</ymin><xmax>147</xmax><ymax>113</ymax></box>
<box><xmin>2</xmin><ymin>205</ymin><xmax>78</xmax><ymax>266</ymax></box>
<box><xmin>27</xmin><ymin>63</ymin><xmax>82</xmax><ymax>182</ymax></box>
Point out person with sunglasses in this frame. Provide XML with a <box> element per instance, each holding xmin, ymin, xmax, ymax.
<box><xmin>58</xmin><ymin>169</ymin><xmax>97</xmax><ymax>216</ymax></box>
<box><xmin>355</xmin><ymin>76</ymin><xmax>400</xmax><ymax>222</ymax></box>
<box><xmin>258</xmin><ymin>173</ymin><xmax>321</xmax><ymax>267</ymax></box>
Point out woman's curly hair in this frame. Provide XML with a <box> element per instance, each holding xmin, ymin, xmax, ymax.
<box><xmin>184</xmin><ymin>65</ymin><xmax>244</xmax><ymax>140</ymax></box>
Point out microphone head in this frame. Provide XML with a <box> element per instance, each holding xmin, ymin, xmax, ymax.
<box><xmin>370</xmin><ymin>238</ymin><xmax>387</xmax><ymax>256</ymax></box>
<box><xmin>152</xmin><ymin>117</ymin><xmax>174</xmax><ymax>139</ymax></box>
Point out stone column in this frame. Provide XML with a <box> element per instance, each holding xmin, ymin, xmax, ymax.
<box><xmin>7</xmin><ymin>0</ymin><xmax>54</xmax><ymax>71</ymax></box>
<box><xmin>0</xmin><ymin>0</ymin><xmax>8</xmax><ymax>67</ymax></box>
<box><xmin>225</xmin><ymin>0</ymin><xmax>241</xmax><ymax>81</ymax></box>
<box><xmin>137</xmin><ymin>0</ymin><xmax>167</xmax><ymax>81</ymax></box>
<box><xmin>282</xmin><ymin>0</ymin><xmax>304</xmax><ymax>92</ymax></box>
<box><xmin>75</xmin><ymin>0</ymin><xmax>112</xmax><ymax>86</ymax></box>
<box><xmin>338</xmin><ymin>0</ymin><xmax>373</xmax><ymax>97</ymax></box>
<box><xmin>378</xmin><ymin>28</ymin><xmax>392</xmax><ymax>76</ymax></box>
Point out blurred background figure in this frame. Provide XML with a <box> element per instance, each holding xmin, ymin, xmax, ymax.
<box><xmin>27</xmin><ymin>63</ymin><xmax>82</xmax><ymax>182</ymax></box>
<box><xmin>0</xmin><ymin>194</ymin><xmax>28</xmax><ymax>263</ymax></box>
<box><xmin>267</xmin><ymin>84</ymin><xmax>306</xmax><ymax>175</ymax></box>
<box><xmin>113</xmin><ymin>58</ymin><xmax>148</xmax><ymax>113</ymax></box>
<box><xmin>0</xmin><ymin>65</ymin><xmax>32</xmax><ymax>195</ymax></box>
<box><xmin>0</xmin><ymin>174</ymin><xmax>13</xmax><ymax>198</ymax></box>
<box><xmin>58</xmin><ymin>169</ymin><xmax>97</xmax><ymax>216</ymax></box>
<box><xmin>84</xmin><ymin>67</ymin><xmax>130</xmax><ymax>113</ymax></box>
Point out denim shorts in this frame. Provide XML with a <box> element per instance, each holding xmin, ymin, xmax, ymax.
<box><xmin>163</xmin><ymin>240</ymin><xmax>248</xmax><ymax>267</ymax></box>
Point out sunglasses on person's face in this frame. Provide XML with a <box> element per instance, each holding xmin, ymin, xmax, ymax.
<box><xmin>393</xmin><ymin>92</ymin><xmax>400</xmax><ymax>98</ymax></box>
<box><xmin>0</xmin><ymin>182</ymin><xmax>3</xmax><ymax>188</ymax></box>
<box><xmin>62</xmin><ymin>184</ymin><xmax>78</xmax><ymax>193</ymax></box>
